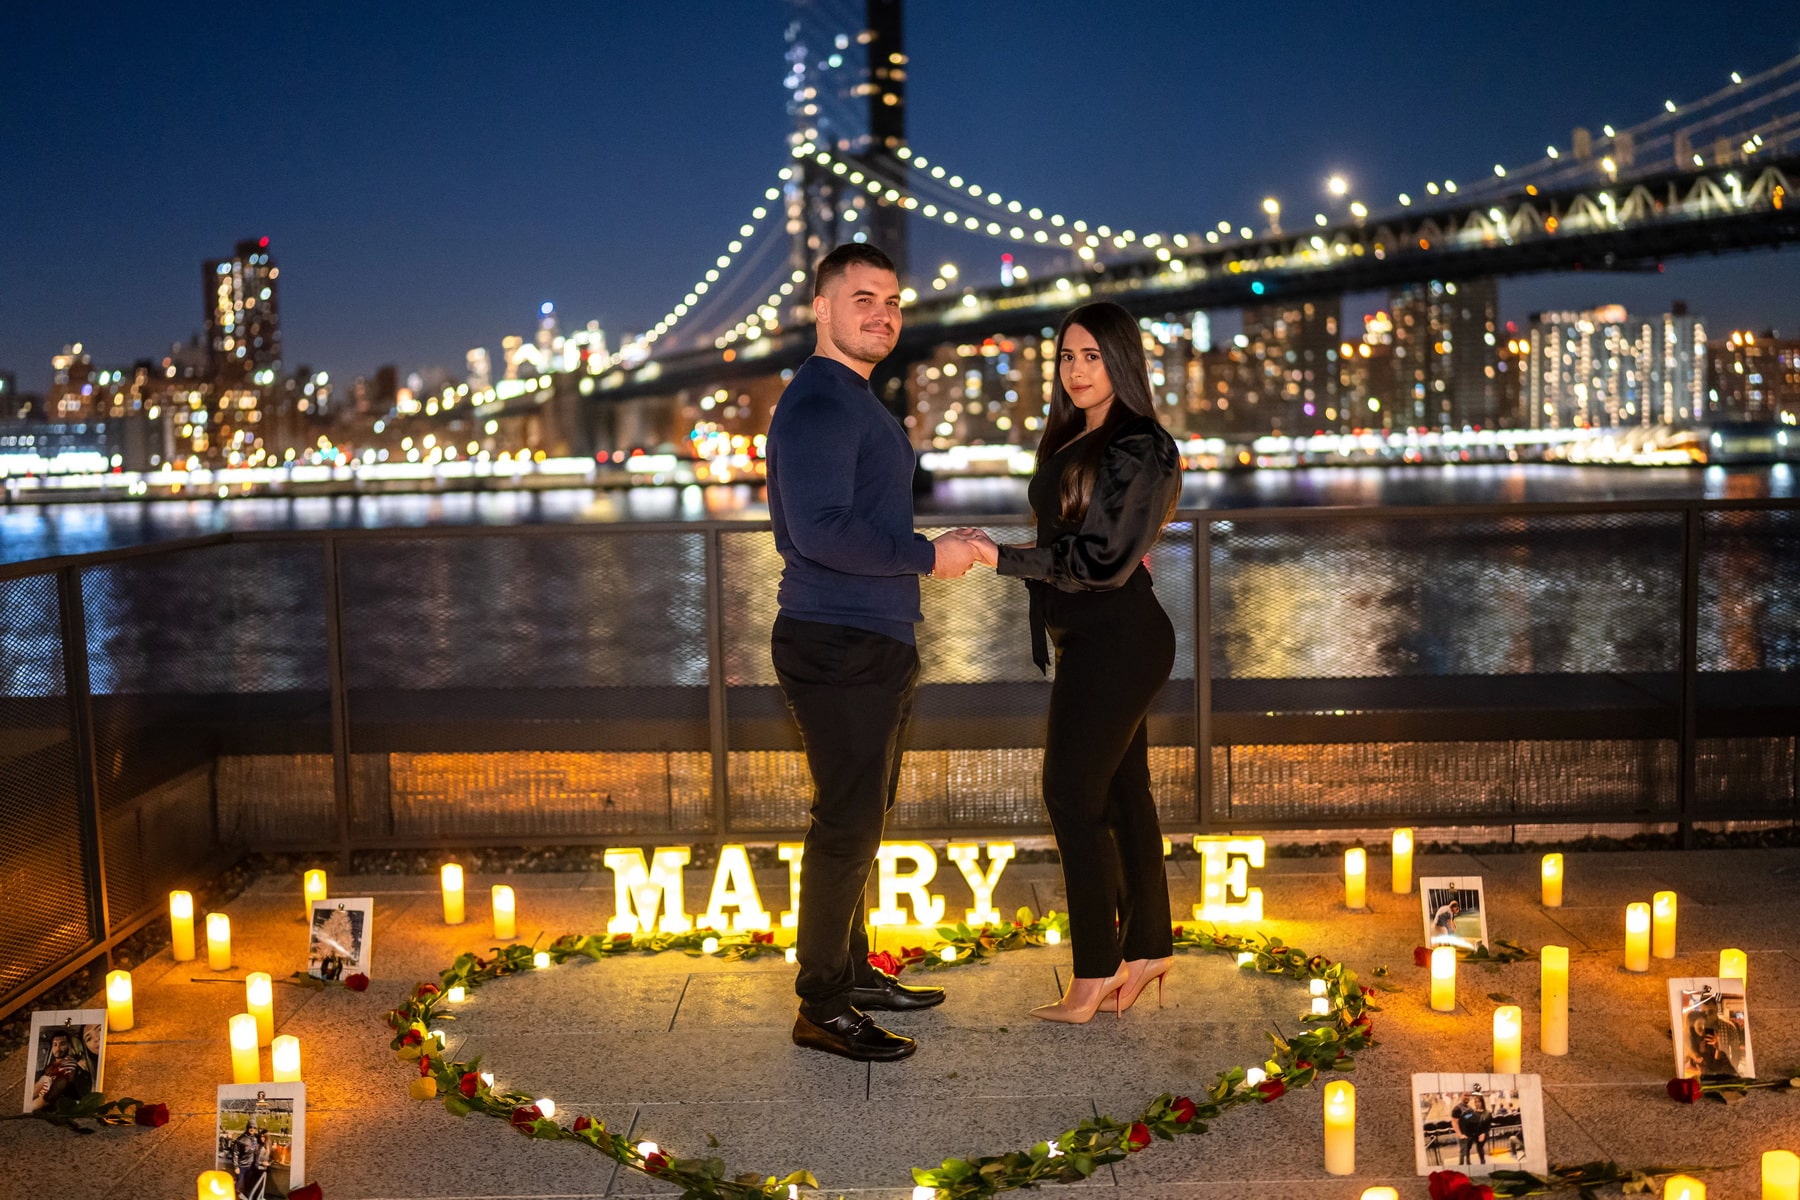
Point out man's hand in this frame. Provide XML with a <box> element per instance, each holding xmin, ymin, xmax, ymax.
<box><xmin>953</xmin><ymin>527</ymin><xmax>999</xmax><ymax>568</ymax></box>
<box><xmin>930</xmin><ymin>530</ymin><xmax>981</xmax><ymax>579</ymax></box>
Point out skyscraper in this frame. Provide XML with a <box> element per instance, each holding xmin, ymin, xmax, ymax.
<box><xmin>1241</xmin><ymin>298</ymin><xmax>1340</xmax><ymax>433</ymax></box>
<box><xmin>204</xmin><ymin>237</ymin><xmax>281</xmax><ymax>386</ymax></box>
<box><xmin>1388</xmin><ymin>279</ymin><xmax>1499</xmax><ymax>428</ymax></box>
<box><xmin>1527</xmin><ymin>304</ymin><xmax>1707</xmax><ymax>429</ymax></box>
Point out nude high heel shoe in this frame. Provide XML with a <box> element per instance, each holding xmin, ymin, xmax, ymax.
<box><xmin>1029</xmin><ymin>963</ymin><xmax>1130</xmax><ymax>1024</ymax></box>
<box><xmin>1115</xmin><ymin>957</ymin><xmax>1173</xmax><ymax>1013</ymax></box>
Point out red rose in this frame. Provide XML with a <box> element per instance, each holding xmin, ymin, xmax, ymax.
<box><xmin>1295</xmin><ymin>1060</ymin><xmax>1312</xmax><ymax>1071</ymax></box>
<box><xmin>573</xmin><ymin>1115</ymin><xmax>596</xmax><ymax>1132</ymax></box>
<box><xmin>1124</xmin><ymin>1122</ymin><xmax>1151</xmax><ymax>1151</ymax></box>
<box><xmin>288</xmin><ymin>1186</ymin><xmax>323</xmax><ymax>1200</ymax></box>
<box><xmin>459</xmin><ymin>1072</ymin><xmax>481</xmax><ymax>1098</ymax></box>
<box><xmin>900</xmin><ymin>946</ymin><xmax>927</xmax><ymax>963</ymax></box>
<box><xmin>1256</xmin><ymin>1079</ymin><xmax>1286</xmax><ymax>1101</ymax></box>
<box><xmin>866</xmin><ymin>950</ymin><xmax>904</xmax><ymax>977</ymax></box>
<box><xmin>344</xmin><ymin>973</ymin><xmax>369</xmax><ymax>991</ymax></box>
<box><xmin>1171</xmin><ymin>925</ymin><xmax>1184</xmax><ymax>938</ymax></box>
<box><xmin>418</xmin><ymin>1054</ymin><xmax>434</xmax><ymax>1076</ymax></box>
<box><xmin>399</xmin><ymin>1029</ymin><xmax>424</xmax><ymax>1047</ymax></box>
<box><xmin>1667</xmin><ymin>1077</ymin><xmax>1701</xmax><ymax>1103</ymax></box>
<box><xmin>1463</xmin><ymin>1187</ymin><xmax>1495</xmax><ymax>1200</ymax></box>
<box><xmin>133</xmin><ymin>1102</ymin><xmax>169</xmax><ymax>1127</ymax></box>
<box><xmin>644</xmin><ymin>1151</ymin><xmax>670</xmax><ymax>1173</ymax></box>
<box><xmin>1169</xmin><ymin>1096</ymin><xmax>1196</xmax><ymax>1124</ymax></box>
<box><xmin>414</xmin><ymin>983</ymin><xmax>439</xmax><ymax>1000</ymax></box>
<box><xmin>612</xmin><ymin>932</ymin><xmax>633</xmax><ymax>943</ymax></box>
<box><xmin>1413</xmin><ymin>946</ymin><xmax>1430</xmax><ymax>967</ymax></box>
<box><xmin>1429</xmin><ymin>1171</ymin><xmax>1473</xmax><ymax>1200</ymax></box>
<box><xmin>510</xmin><ymin>1104</ymin><xmax>543</xmax><ymax>1132</ymax></box>
<box><xmin>752</xmin><ymin>931</ymin><xmax>775</xmax><ymax>944</ymax></box>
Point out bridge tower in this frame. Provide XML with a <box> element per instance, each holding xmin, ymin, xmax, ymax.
<box><xmin>783</xmin><ymin>0</ymin><xmax>909</xmax><ymax>294</ymax></box>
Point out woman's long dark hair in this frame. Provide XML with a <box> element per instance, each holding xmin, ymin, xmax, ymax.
<box><xmin>1037</xmin><ymin>301</ymin><xmax>1164</xmax><ymax>523</ymax></box>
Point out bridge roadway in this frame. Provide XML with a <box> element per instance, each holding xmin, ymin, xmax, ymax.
<box><xmin>491</xmin><ymin>154</ymin><xmax>1800</xmax><ymax>411</ymax></box>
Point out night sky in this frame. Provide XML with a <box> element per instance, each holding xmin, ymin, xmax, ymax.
<box><xmin>7</xmin><ymin>1</ymin><xmax>1800</xmax><ymax>391</ymax></box>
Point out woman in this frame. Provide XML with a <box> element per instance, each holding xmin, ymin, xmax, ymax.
<box><xmin>969</xmin><ymin>301</ymin><xmax>1182</xmax><ymax>1022</ymax></box>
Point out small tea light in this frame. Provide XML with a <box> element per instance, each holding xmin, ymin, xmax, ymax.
<box><xmin>1235</xmin><ymin>951</ymin><xmax>1255</xmax><ymax>967</ymax></box>
<box><xmin>479</xmin><ymin>1071</ymin><xmax>494</xmax><ymax>1087</ymax></box>
<box><xmin>533</xmin><ymin>951</ymin><xmax>551</xmax><ymax>969</ymax></box>
<box><xmin>491</xmin><ymin>884</ymin><xmax>516</xmax><ymax>940</ymax></box>
<box><xmin>105</xmin><ymin>970</ymin><xmax>134</xmax><ymax>1032</ymax></box>
<box><xmin>271</xmin><ymin>1035</ymin><xmax>302</xmax><ymax>1082</ymax></box>
<box><xmin>1310</xmin><ymin>977</ymin><xmax>1329</xmax><ymax>1016</ymax></box>
<box><xmin>1541</xmin><ymin>854</ymin><xmax>1564</xmax><ymax>907</ymax></box>
<box><xmin>228</xmin><ymin>1013</ymin><xmax>260</xmax><ymax>1084</ymax></box>
<box><xmin>1624</xmin><ymin>902</ymin><xmax>1651</xmax><ymax>972</ymax></box>
<box><xmin>197</xmin><ymin>1171</ymin><xmax>235</xmax><ymax>1200</ymax></box>
<box><xmin>441</xmin><ymin>864</ymin><xmax>465</xmax><ymax>925</ymax></box>
<box><xmin>1763</xmin><ymin>1149</ymin><xmax>1799</xmax><ymax>1200</ymax></box>
<box><xmin>536</xmin><ymin>1097</ymin><xmax>556</xmax><ymax>1119</ymax></box>
<box><xmin>939</xmin><ymin>945</ymin><xmax>957</xmax><ymax>962</ymax></box>
<box><xmin>637</xmin><ymin>1140</ymin><xmax>660</xmax><ymax>1158</ymax></box>
<box><xmin>1361</xmin><ymin>1190</ymin><xmax>1401</xmax><ymax>1200</ymax></box>
<box><xmin>1044</xmin><ymin>927</ymin><xmax>1062</xmax><ymax>945</ymax></box>
<box><xmin>784</xmin><ymin>947</ymin><xmax>798</xmax><ymax>964</ymax></box>
<box><xmin>1653</xmin><ymin>891</ymin><xmax>1678</xmax><ymax>959</ymax></box>
<box><xmin>1245</xmin><ymin>1067</ymin><xmax>1267</xmax><ymax>1086</ymax></box>
<box><xmin>1662</xmin><ymin>1174</ymin><xmax>1705</xmax><ymax>1200</ymax></box>
<box><xmin>430</xmin><ymin>1029</ymin><xmax>447</xmax><ymax>1047</ymax></box>
<box><xmin>1391</xmin><ymin>827</ymin><xmax>1414</xmax><ymax>894</ymax></box>
<box><xmin>913</xmin><ymin>1188</ymin><xmax>939</xmax><ymax>1200</ymax></box>
<box><xmin>1430</xmin><ymin>945</ymin><xmax>1456</xmax><ymax>1011</ymax></box>
<box><xmin>169</xmin><ymin>891</ymin><xmax>196</xmax><ymax>962</ymax></box>
<box><xmin>246</xmin><ymin>972</ymin><xmax>274</xmax><ymax>1046</ymax></box>
<box><xmin>206</xmin><ymin>913</ymin><xmax>231</xmax><ymax>971</ymax></box>
<box><xmin>701</xmin><ymin>936</ymin><xmax>720</xmax><ymax>954</ymax></box>
<box><xmin>1720</xmin><ymin>948</ymin><xmax>1747</xmax><ymax>982</ymax></box>
<box><xmin>1493</xmin><ymin>1005</ymin><xmax>1523</xmax><ymax>1074</ymax></box>
<box><xmin>303</xmin><ymin>869</ymin><xmax>327</xmax><ymax>918</ymax></box>
<box><xmin>447</xmin><ymin>985</ymin><xmax>467</xmax><ymax>1003</ymax></box>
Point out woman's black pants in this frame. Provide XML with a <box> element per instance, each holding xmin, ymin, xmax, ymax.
<box><xmin>1041</xmin><ymin>569</ymin><xmax>1177</xmax><ymax>977</ymax></box>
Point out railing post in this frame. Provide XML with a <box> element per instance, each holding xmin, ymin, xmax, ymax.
<box><xmin>1677</xmin><ymin>505</ymin><xmax>1702</xmax><ymax>848</ymax></box>
<box><xmin>322</xmin><ymin>536</ymin><xmax>356</xmax><ymax>866</ymax></box>
<box><xmin>57</xmin><ymin>566</ymin><xmax>112</xmax><ymax>951</ymax></box>
<box><xmin>704</xmin><ymin>528</ymin><xmax>732</xmax><ymax>838</ymax></box>
<box><xmin>1193</xmin><ymin>517</ymin><xmax>1214</xmax><ymax>830</ymax></box>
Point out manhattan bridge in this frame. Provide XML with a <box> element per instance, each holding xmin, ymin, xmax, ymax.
<box><xmin>421</xmin><ymin>0</ymin><xmax>1800</xmax><ymax>462</ymax></box>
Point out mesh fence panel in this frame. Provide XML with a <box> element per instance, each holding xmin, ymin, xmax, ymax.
<box><xmin>0</xmin><ymin>572</ymin><xmax>88</xmax><ymax>1004</ymax></box>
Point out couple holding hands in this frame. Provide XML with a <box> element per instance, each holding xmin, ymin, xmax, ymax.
<box><xmin>767</xmin><ymin>242</ymin><xmax>1182</xmax><ymax>1062</ymax></box>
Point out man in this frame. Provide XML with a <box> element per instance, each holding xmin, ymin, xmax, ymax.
<box><xmin>231</xmin><ymin>1122</ymin><xmax>262</xmax><ymax>1198</ymax></box>
<box><xmin>30</xmin><ymin>1029</ymin><xmax>94</xmax><ymax>1110</ymax></box>
<box><xmin>1430</xmin><ymin>897</ymin><xmax>1461</xmax><ymax>943</ymax></box>
<box><xmin>766</xmin><ymin>242</ymin><xmax>982</xmax><ymax>1061</ymax></box>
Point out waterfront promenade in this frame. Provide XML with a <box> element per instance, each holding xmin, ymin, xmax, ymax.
<box><xmin>7</xmin><ymin>847</ymin><xmax>1800</xmax><ymax>1198</ymax></box>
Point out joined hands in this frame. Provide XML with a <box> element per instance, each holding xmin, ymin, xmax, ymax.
<box><xmin>929</xmin><ymin>528</ymin><xmax>999</xmax><ymax>578</ymax></box>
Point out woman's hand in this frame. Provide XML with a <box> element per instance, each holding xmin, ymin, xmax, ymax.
<box><xmin>954</xmin><ymin>528</ymin><xmax>999</xmax><ymax>568</ymax></box>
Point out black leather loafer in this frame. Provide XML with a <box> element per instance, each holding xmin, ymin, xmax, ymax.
<box><xmin>846</xmin><ymin>974</ymin><xmax>946</xmax><ymax>1011</ymax></box>
<box><xmin>792</xmin><ymin>1007</ymin><xmax>917</xmax><ymax>1061</ymax></box>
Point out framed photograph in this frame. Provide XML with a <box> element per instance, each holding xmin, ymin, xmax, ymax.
<box><xmin>23</xmin><ymin>1009</ymin><xmax>106</xmax><ymax>1114</ymax></box>
<box><xmin>1669</xmin><ymin>977</ymin><xmax>1754</xmax><ymax>1079</ymax></box>
<box><xmin>307</xmin><ymin>897</ymin><xmax>373</xmax><ymax>981</ymax></box>
<box><xmin>1412</xmin><ymin>1073</ymin><xmax>1547</xmax><ymax>1177</ymax></box>
<box><xmin>216</xmin><ymin>1083</ymin><xmax>306</xmax><ymax>1199</ymax></box>
<box><xmin>1420</xmin><ymin>877</ymin><xmax>1490</xmax><ymax>953</ymax></box>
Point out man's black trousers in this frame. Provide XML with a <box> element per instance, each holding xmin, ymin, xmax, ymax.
<box><xmin>771</xmin><ymin>615</ymin><xmax>918</xmax><ymax>1021</ymax></box>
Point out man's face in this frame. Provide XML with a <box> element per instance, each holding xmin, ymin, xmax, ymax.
<box><xmin>49</xmin><ymin>1035</ymin><xmax>71</xmax><ymax>1059</ymax></box>
<box><xmin>814</xmin><ymin>263</ymin><xmax>901</xmax><ymax>365</ymax></box>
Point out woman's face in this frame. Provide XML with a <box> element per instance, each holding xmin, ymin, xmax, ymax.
<box><xmin>1059</xmin><ymin>323</ymin><xmax>1114</xmax><ymax>416</ymax></box>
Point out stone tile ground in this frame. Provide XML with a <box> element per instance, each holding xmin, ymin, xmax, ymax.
<box><xmin>5</xmin><ymin>849</ymin><xmax>1800</xmax><ymax>1198</ymax></box>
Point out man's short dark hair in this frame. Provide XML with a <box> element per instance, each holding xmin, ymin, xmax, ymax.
<box><xmin>813</xmin><ymin>242</ymin><xmax>897</xmax><ymax>299</ymax></box>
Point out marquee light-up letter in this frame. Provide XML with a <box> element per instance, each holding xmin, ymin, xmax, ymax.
<box><xmin>945</xmin><ymin>842</ymin><xmax>1015</xmax><ymax>925</ymax></box>
<box><xmin>603</xmin><ymin>847</ymin><xmax>693</xmax><ymax>935</ymax></box>
<box><xmin>871</xmin><ymin>841</ymin><xmax>946</xmax><ymax>926</ymax></box>
<box><xmin>701</xmin><ymin>844</ymin><xmax>772</xmax><ymax>932</ymax></box>
<box><xmin>777</xmin><ymin>843</ymin><xmax>803</xmax><ymax>929</ymax></box>
<box><xmin>1193</xmin><ymin>835</ymin><xmax>1265</xmax><ymax>922</ymax></box>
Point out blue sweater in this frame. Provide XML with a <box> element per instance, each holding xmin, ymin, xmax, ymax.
<box><xmin>766</xmin><ymin>355</ymin><xmax>936</xmax><ymax>643</ymax></box>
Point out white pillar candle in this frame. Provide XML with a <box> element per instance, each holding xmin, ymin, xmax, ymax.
<box><xmin>1625</xmin><ymin>902</ymin><xmax>1651</xmax><ymax>972</ymax></box>
<box><xmin>1653</xmin><ymin>891</ymin><xmax>1677</xmax><ymax>959</ymax></box>
<box><xmin>246</xmin><ymin>972</ymin><xmax>274</xmax><ymax>1046</ymax></box>
<box><xmin>271</xmin><ymin>1035</ymin><xmax>302</xmax><ymax>1082</ymax></box>
<box><xmin>303</xmin><ymin>869</ymin><xmax>327</xmax><ymax>918</ymax></box>
<box><xmin>105</xmin><ymin>969</ymin><xmax>134</xmax><ymax>1033</ymax></box>
<box><xmin>1323</xmin><ymin>1081</ymin><xmax>1355</xmax><ymax>1175</ymax></box>
<box><xmin>197</xmin><ymin>1171</ymin><xmax>235</xmax><ymax>1200</ymax></box>
<box><xmin>228</xmin><ymin>1013</ymin><xmax>260</xmax><ymax>1084</ymax></box>
<box><xmin>1430</xmin><ymin>945</ymin><xmax>1456</xmax><ymax>1012</ymax></box>
<box><xmin>206</xmin><ymin>912</ymin><xmax>231</xmax><ymax>971</ymax></box>
<box><xmin>1541</xmin><ymin>853</ymin><xmax>1563</xmax><ymax>907</ymax></box>
<box><xmin>1662</xmin><ymin>1174</ymin><xmax>1705</xmax><ymax>1200</ymax></box>
<box><xmin>1493</xmin><ymin>1005</ymin><xmax>1522</xmax><ymax>1074</ymax></box>
<box><xmin>441</xmin><ymin>863</ymin><xmax>465</xmax><ymax>925</ymax></box>
<box><xmin>1763</xmin><ymin>1149</ymin><xmax>1798</xmax><ymax>1200</ymax></box>
<box><xmin>1720</xmin><ymin>947</ymin><xmax>1747</xmax><ymax>982</ymax></box>
<box><xmin>1540</xmin><ymin>945</ymin><xmax>1569</xmax><ymax>1056</ymax></box>
<box><xmin>1361</xmin><ymin>1190</ymin><xmax>1400</xmax><ymax>1200</ymax></box>
<box><xmin>1391</xmin><ymin>828</ymin><xmax>1413</xmax><ymax>894</ymax></box>
<box><xmin>492</xmin><ymin>884</ymin><xmax>516</xmax><ymax>940</ymax></box>
<box><xmin>1344</xmin><ymin>848</ymin><xmax>1367</xmax><ymax>909</ymax></box>
<box><xmin>169</xmin><ymin>891</ymin><xmax>195</xmax><ymax>962</ymax></box>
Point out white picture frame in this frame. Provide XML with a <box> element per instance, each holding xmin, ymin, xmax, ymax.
<box><xmin>1412</xmin><ymin>1073</ymin><xmax>1546</xmax><ymax>1177</ymax></box>
<box><xmin>1419</xmin><ymin>876</ymin><xmax>1490</xmax><ymax>954</ymax></box>
<box><xmin>307</xmin><ymin>897</ymin><xmax>373</xmax><ymax>981</ymax></box>
<box><xmin>1669</xmin><ymin>976</ymin><xmax>1754</xmax><ymax>1079</ymax></box>
<box><xmin>216</xmin><ymin>1082</ymin><xmax>307</xmax><ymax>1198</ymax></box>
<box><xmin>23</xmin><ymin>1008</ymin><xmax>106</xmax><ymax>1114</ymax></box>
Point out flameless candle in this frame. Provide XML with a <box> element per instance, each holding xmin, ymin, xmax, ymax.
<box><xmin>198</xmin><ymin>1171</ymin><xmax>235</xmax><ymax>1200</ymax></box>
<box><xmin>1493</xmin><ymin>1005</ymin><xmax>1522</xmax><ymax>1074</ymax></box>
<box><xmin>784</xmin><ymin>947</ymin><xmax>798</xmax><ymax>964</ymax></box>
<box><xmin>1653</xmin><ymin>891</ymin><xmax>1678</xmax><ymax>959</ymax></box>
<box><xmin>1662</xmin><ymin>1175</ymin><xmax>1705</xmax><ymax>1200</ymax></box>
<box><xmin>533</xmin><ymin>951</ymin><xmax>551</xmax><ymax>969</ymax></box>
<box><xmin>1323</xmin><ymin>1081</ymin><xmax>1355</xmax><ymax>1175</ymax></box>
<box><xmin>536</xmin><ymin>1098</ymin><xmax>556</xmax><ymax>1119</ymax></box>
<box><xmin>105</xmin><ymin>969</ymin><xmax>133</xmax><ymax>1032</ymax></box>
<box><xmin>1625</xmin><ymin>903</ymin><xmax>1651</xmax><ymax>972</ymax></box>
<box><xmin>229</xmin><ymin>1012</ymin><xmax>260</xmax><ymax>1084</ymax></box>
<box><xmin>1344</xmin><ymin>848</ymin><xmax>1367</xmax><ymax>909</ymax></box>
<box><xmin>1310</xmin><ymin>977</ymin><xmax>1330</xmax><ymax>1016</ymax></box>
<box><xmin>447</xmin><ymin>985</ymin><xmax>466</xmax><ymax>1003</ymax></box>
<box><xmin>1764</xmin><ymin>1150</ymin><xmax>1799</xmax><ymax>1200</ymax></box>
<box><xmin>441</xmin><ymin>863</ymin><xmax>465</xmax><ymax>925</ymax></box>
<box><xmin>492</xmin><ymin>884</ymin><xmax>516</xmax><ymax>940</ymax></box>
<box><xmin>271</xmin><ymin>1034</ymin><xmax>302</xmax><ymax>1082</ymax></box>
<box><xmin>1721</xmin><ymin>948</ymin><xmax>1747</xmax><ymax>982</ymax></box>
<box><xmin>1392</xmin><ymin>828</ymin><xmax>1414</xmax><ymax>894</ymax></box>
<box><xmin>206</xmin><ymin>912</ymin><xmax>231</xmax><ymax>970</ymax></box>
<box><xmin>169</xmin><ymin>891</ymin><xmax>196</xmax><ymax>962</ymax></box>
<box><xmin>1541</xmin><ymin>945</ymin><xmax>1569</xmax><ymax>1056</ymax></box>
<box><xmin>1541</xmin><ymin>853</ymin><xmax>1564</xmax><ymax>907</ymax></box>
<box><xmin>1430</xmin><ymin>945</ymin><xmax>1456</xmax><ymax>1011</ymax></box>
<box><xmin>1045</xmin><ymin>927</ymin><xmax>1062</xmax><ymax>945</ymax></box>
<box><xmin>246</xmin><ymin>972</ymin><xmax>274</xmax><ymax>1046</ymax></box>
<box><xmin>303</xmin><ymin>868</ymin><xmax>326</xmax><ymax>918</ymax></box>
<box><xmin>1361</xmin><ymin>1191</ymin><xmax>1401</xmax><ymax>1200</ymax></box>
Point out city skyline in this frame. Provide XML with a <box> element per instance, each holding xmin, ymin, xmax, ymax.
<box><xmin>8</xmin><ymin>1</ymin><xmax>1800</xmax><ymax>391</ymax></box>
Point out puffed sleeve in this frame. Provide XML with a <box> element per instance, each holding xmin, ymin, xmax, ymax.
<box><xmin>995</xmin><ymin>419</ymin><xmax>1180</xmax><ymax>590</ymax></box>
